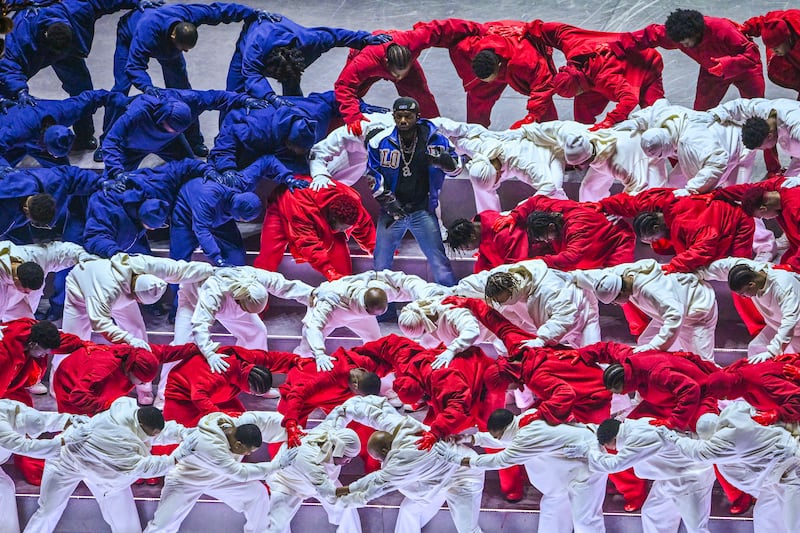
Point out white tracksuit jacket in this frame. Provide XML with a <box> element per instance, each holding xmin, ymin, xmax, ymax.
<box><xmin>63</xmin><ymin>253</ymin><xmax>214</xmax><ymax>344</ymax></box>
<box><xmin>698</xmin><ymin>258</ymin><xmax>800</xmax><ymax>358</ymax></box>
<box><xmin>300</xmin><ymin>270</ymin><xmax>446</xmax><ymax>358</ymax></box>
<box><xmin>0</xmin><ymin>240</ymin><xmax>95</xmax><ymax>320</ymax></box>
<box><xmin>709</xmin><ymin>97</ymin><xmax>800</xmax><ymax>176</ymax></box>
<box><xmin>575</xmin><ymin>259</ymin><xmax>718</xmax><ymax>358</ymax></box>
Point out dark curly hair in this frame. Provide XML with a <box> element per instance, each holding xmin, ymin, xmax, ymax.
<box><xmin>525</xmin><ymin>211</ymin><xmax>562</xmax><ymax>241</ymax></box>
<box><xmin>471</xmin><ymin>49</ymin><xmax>500</xmax><ymax>79</ymax></box>
<box><xmin>327</xmin><ymin>195</ymin><xmax>360</xmax><ymax>226</ymax></box>
<box><xmin>446</xmin><ymin>218</ymin><xmax>480</xmax><ymax>252</ymax></box>
<box><xmin>29</xmin><ymin>320</ymin><xmax>61</xmax><ymax>349</ymax></box>
<box><xmin>665</xmin><ymin>9</ymin><xmax>705</xmax><ymax>43</ymax></box>
<box><xmin>741</xmin><ymin>117</ymin><xmax>771</xmax><ymax>150</ymax></box>
<box><xmin>263</xmin><ymin>45</ymin><xmax>307</xmax><ymax>83</ymax></box>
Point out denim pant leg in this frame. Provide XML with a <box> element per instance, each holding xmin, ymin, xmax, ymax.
<box><xmin>407</xmin><ymin>210</ymin><xmax>457</xmax><ymax>286</ymax></box>
<box><xmin>373</xmin><ymin>213</ymin><xmax>409</xmax><ymax>271</ymax></box>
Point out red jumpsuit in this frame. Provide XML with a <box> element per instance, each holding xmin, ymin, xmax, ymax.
<box><xmin>577</xmin><ymin>342</ymin><xmax>719</xmax><ymax>431</ymax></box>
<box><xmin>277</xmin><ymin>350</ymin><xmax>391</xmax><ymax>473</ymax></box>
<box><xmin>450</xmin><ymin>297</ymin><xmax>647</xmax><ymax>504</ymax></box>
<box><xmin>473</xmin><ymin>210</ymin><xmax>532</xmax><ymax>273</ymax></box>
<box><xmin>334</xmin><ymin>20</ymin><xmax>484</xmax><ymax>124</ymax></box>
<box><xmin>706</xmin><ymin>359</ymin><xmax>800</xmax><ymax>423</ymax></box>
<box><xmin>528</xmin><ymin>21</ymin><xmax>664</xmax><ymax>124</ymax></box>
<box><xmin>616</xmin><ymin>17</ymin><xmax>765</xmax><ymax>110</ymax></box>
<box><xmin>509</xmin><ymin>195</ymin><xmax>636</xmax><ymax>270</ymax></box>
<box><xmin>51</xmin><ymin>336</ymin><xmax>163</xmax><ymax>415</ymax></box>
<box><xmin>253</xmin><ymin>178</ymin><xmax>375</xmax><ymax>279</ymax></box>
<box><xmin>714</xmin><ymin>177</ymin><xmax>800</xmax><ymax>269</ymax></box>
<box><xmin>439</xmin><ymin>20</ymin><xmax>557</xmax><ymax>126</ymax></box>
<box><xmin>741</xmin><ymin>10</ymin><xmax>800</xmax><ymax>98</ymax></box>
<box><xmin>0</xmin><ymin>319</ymin><xmax>49</xmax><ymax>407</ymax></box>
<box><xmin>162</xmin><ymin>345</ymin><xmax>296</xmax><ymax>426</ymax></box>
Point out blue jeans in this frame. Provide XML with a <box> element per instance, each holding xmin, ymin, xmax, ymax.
<box><xmin>374</xmin><ymin>210</ymin><xmax>456</xmax><ymax>287</ymax></box>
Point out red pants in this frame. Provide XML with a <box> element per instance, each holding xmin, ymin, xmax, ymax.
<box><xmin>621</xmin><ymin>302</ymin><xmax>651</xmax><ymax>337</ymax></box>
<box><xmin>163</xmin><ymin>397</ymin><xmax>246</xmax><ymax>427</ymax></box>
<box><xmin>253</xmin><ymin>203</ymin><xmax>354</xmax><ymax>276</ymax></box>
<box><xmin>572</xmin><ymin>77</ymin><xmax>664</xmax><ymax>124</ymax></box>
<box><xmin>731</xmin><ymin>293</ymin><xmax>766</xmax><ymax>336</ymax></box>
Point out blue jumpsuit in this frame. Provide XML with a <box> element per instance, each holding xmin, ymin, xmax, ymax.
<box><xmin>208</xmin><ymin>91</ymin><xmax>340</xmax><ymax>190</ymax></box>
<box><xmin>0</xmin><ymin>0</ymin><xmax>138</xmax><ymax>141</ymax></box>
<box><xmin>110</xmin><ymin>2</ymin><xmax>256</xmax><ymax>145</ymax></box>
<box><xmin>83</xmin><ymin>157</ymin><xmax>210</xmax><ymax>257</ymax></box>
<box><xmin>227</xmin><ymin>16</ymin><xmax>371</xmax><ymax>98</ymax></box>
<box><xmin>0</xmin><ymin>89</ymin><xmax>110</xmax><ymax>168</ymax></box>
<box><xmin>101</xmin><ymin>89</ymin><xmax>246</xmax><ymax>177</ymax></box>
<box><xmin>170</xmin><ymin>177</ymin><xmax>247</xmax><ymax>266</ymax></box>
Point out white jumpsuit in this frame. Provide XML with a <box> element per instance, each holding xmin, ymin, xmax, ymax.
<box><xmin>709</xmin><ymin>97</ymin><xmax>800</xmax><ymax>176</ymax></box>
<box><xmin>24</xmin><ymin>397</ymin><xmax>184</xmax><ymax>533</ymax></box>
<box><xmin>297</xmin><ymin>270</ymin><xmax>446</xmax><ymax>360</ymax></box>
<box><xmin>575</xmin><ymin>259</ymin><xmax>718</xmax><ymax>359</ymax></box>
<box><xmin>698</xmin><ymin>258</ymin><xmax>800</xmax><ymax>359</ymax></box>
<box><xmin>0</xmin><ymin>241</ymin><xmax>95</xmax><ymax>321</ymax></box>
<box><xmin>144</xmin><ymin>411</ymin><xmax>289</xmax><ymax>533</ymax></box>
<box><xmin>266</xmin><ymin>421</ymin><xmax>363</xmax><ymax>533</ymax></box>
<box><xmin>0</xmin><ymin>400</ymin><xmax>72</xmax><ymax>533</ymax></box>
<box><xmin>586</xmin><ymin>418</ymin><xmax>715</xmax><ymax>533</ymax></box>
<box><xmin>328</xmin><ymin>396</ymin><xmax>485</xmax><ymax>533</ymax></box>
<box><xmin>470</xmin><ymin>412</ymin><xmax>607</xmax><ymax>533</ymax></box>
<box><xmin>665</xmin><ymin>401</ymin><xmax>800</xmax><ymax>533</ymax></box>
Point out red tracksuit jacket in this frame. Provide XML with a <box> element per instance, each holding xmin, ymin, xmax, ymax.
<box><xmin>714</xmin><ymin>177</ymin><xmax>800</xmax><ymax>269</ymax></box>
<box><xmin>278</xmin><ymin>349</ymin><xmax>390</xmax><ymax>425</ymax></box>
<box><xmin>334</xmin><ymin>20</ymin><xmax>484</xmax><ymax>124</ymax></box>
<box><xmin>510</xmin><ymin>195</ymin><xmax>635</xmax><ymax>269</ymax></box>
<box><xmin>667</xmin><ymin>198</ymin><xmax>754</xmax><ymax>272</ymax></box>
<box><xmin>163</xmin><ymin>345</ymin><xmax>297</xmax><ymax>425</ymax></box>
<box><xmin>741</xmin><ymin>10</ymin><xmax>800</xmax><ymax>92</ymax></box>
<box><xmin>453</xmin><ymin>297</ymin><xmax>612</xmax><ymax>425</ymax></box>
<box><xmin>708</xmin><ymin>358</ymin><xmax>800</xmax><ymax>423</ymax></box>
<box><xmin>0</xmin><ymin>319</ymin><xmax>50</xmax><ymax>406</ymax></box>
<box><xmin>474</xmin><ymin>210</ymin><xmax>531</xmax><ymax>273</ymax></box>
<box><xmin>409</xmin><ymin>346</ymin><xmax>506</xmax><ymax>438</ymax></box>
<box><xmin>445</xmin><ymin>20</ymin><xmax>556</xmax><ymax>125</ymax></box>
<box><xmin>269</xmin><ymin>181</ymin><xmax>375</xmax><ymax>273</ymax></box>
<box><xmin>578</xmin><ymin>342</ymin><xmax>719</xmax><ymax>430</ymax></box>
<box><xmin>53</xmin><ymin>336</ymin><xmax>152</xmax><ymax>415</ymax></box>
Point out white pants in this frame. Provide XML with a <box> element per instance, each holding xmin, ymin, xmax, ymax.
<box><xmin>24</xmin><ymin>461</ymin><xmax>141</xmax><ymax>533</ymax></box>
<box><xmin>295</xmin><ymin>311</ymin><xmax>381</xmax><ymax>357</ymax></box>
<box><xmin>1</xmin><ymin>465</ymin><xmax>20</xmax><ymax>533</ymax></box>
<box><xmin>638</xmin><ymin>307</ymin><xmax>719</xmax><ymax>361</ymax></box>
<box><xmin>63</xmin><ymin>282</ymin><xmax>147</xmax><ymax>342</ymax></box>
<box><xmin>144</xmin><ymin>475</ymin><xmax>269</xmax><ymax>533</ymax></box>
<box><xmin>266</xmin><ymin>488</ymin><xmax>362</xmax><ymax>533</ymax></box>
<box><xmin>640</xmin><ymin>468</ymin><xmax>714</xmax><ymax>533</ymax></box>
<box><xmin>525</xmin><ymin>460</ymin><xmax>607</xmax><ymax>533</ymax></box>
<box><xmin>747</xmin><ymin>327</ymin><xmax>800</xmax><ymax>358</ymax></box>
<box><xmin>752</xmin><ymin>466</ymin><xmax>800</xmax><ymax>533</ymax></box>
<box><xmin>753</xmin><ymin>218</ymin><xmax>777</xmax><ymax>262</ymax></box>
<box><xmin>395</xmin><ymin>472</ymin><xmax>484</xmax><ymax>533</ymax></box>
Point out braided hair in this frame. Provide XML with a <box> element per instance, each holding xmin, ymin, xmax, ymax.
<box><xmin>485</xmin><ymin>271</ymin><xmax>519</xmax><ymax>303</ymax></box>
<box><xmin>445</xmin><ymin>218</ymin><xmax>479</xmax><ymax>253</ymax></box>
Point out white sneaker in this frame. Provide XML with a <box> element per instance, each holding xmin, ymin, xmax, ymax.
<box><xmin>263</xmin><ymin>387</ymin><xmax>280</xmax><ymax>399</ymax></box>
<box><xmin>26</xmin><ymin>382</ymin><xmax>47</xmax><ymax>395</ymax></box>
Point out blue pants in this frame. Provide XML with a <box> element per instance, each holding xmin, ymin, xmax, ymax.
<box><xmin>373</xmin><ymin>210</ymin><xmax>456</xmax><ymax>287</ymax></box>
<box><xmin>52</xmin><ymin>55</ymin><xmax>95</xmax><ymax>142</ymax></box>
<box><xmin>169</xmin><ymin>219</ymin><xmax>247</xmax><ymax>309</ymax></box>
